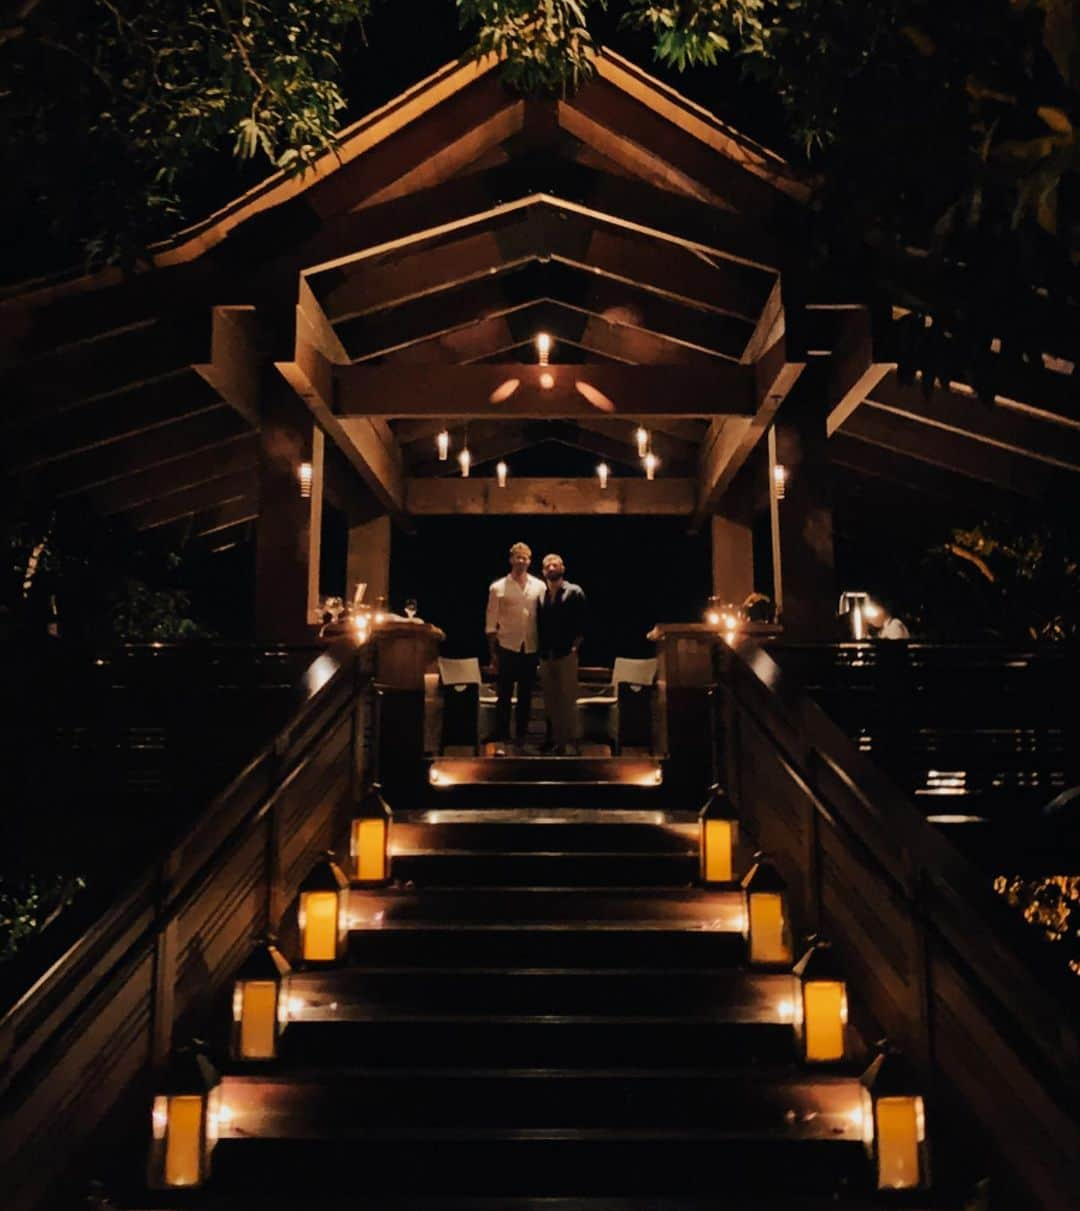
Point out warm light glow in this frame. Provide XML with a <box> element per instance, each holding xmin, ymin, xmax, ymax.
<box><xmin>300</xmin><ymin>890</ymin><xmax>339</xmax><ymax>962</ymax></box>
<box><xmin>702</xmin><ymin>818</ymin><xmax>736</xmax><ymax>883</ymax></box>
<box><xmin>164</xmin><ymin>1095</ymin><xmax>203</xmax><ymax>1187</ymax></box>
<box><xmin>298</xmin><ymin>461</ymin><xmax>313</xmax><ymax>499</ymax></box>
<box><xmin>536</xmin><ymin>331</ymin><xmax>552</xmax><ymax>365</ymax></box>
<box><xmin>458</xmin><ymin>447</ymin><xmax>471</xmax><ymax>477</ymax></box>
<box><xmin>286</xmin><ymin>995</ymin><xmax>305</xmax><ymax>1017</ymax></box>
<box><xmin>776</xmin><ymin>998</ymin><xmax>795</xmax><ymax>1023</ymax></box>
<box><xmin>597</xmin><ymin>462</ymin><xmax>609</xmax><ymax>489</ymax></box>
<box><xmin>803</xmin><ymin>980</ymin><xmax>847</xmax><ymax>1061</ymax></box>
<box><xmin>705</xmin><ymin>610</ymin><xmax>721</xmax><ymax>626</ymax></box>
<box><xmin>635</xmin><ymin>426</ymin><xmax>649</xmax><ymax>457</ymax></box>
<box><xmin>773</xmin><ymin>463</ymin><xmax>787</xmax><ymax>501</ymax></box>
<box><xmin>539</xmin><ymin>371</ymin><xmax>555</xmax><ymax>390</ymax></box>
<box><xmin>351</xmin><ymin>817</ymin><xmax>388</xmax><ymax>882</ymax></box>
<box><xmin>429</xmin><ymin>766</ymin><xmax>447</xmax><ymax>786</ymax></box>
<box><xmin>152</xmin><ymin>1097</ymin><xmax>168</xmax><ymax>1140</ymax></box>
<box><xmin>489</xmin><ymin>377</ymin><xmax>521</xmax><ymax>404</ymax></box>
<box><xmin>875</xmin><ymin>1097</ymin><xmax>923</xmax><ymax>1189</ymax></box>
<box><xmin>643</xmin><ymin>451</ymin><xmax>658</xmax><ymax>481</ymax></box>
<box><xmin>436</xmin><ymin>429</ymin><xmax>450</xmax><ymax>460</ymax></box>
<box><xmin>237</xmin><ymin>980</ymin><xmax>278</xmax><ymax>1059</ymax></box>
<box><xmin>496</xmin><ymin>460</ymin><xmax>508</xmax><ymax>488</ymax></box>
<box><xmin>747</xmin><ymin>891</ymin><xmax>792</xmax><ymax>965</ymax></box>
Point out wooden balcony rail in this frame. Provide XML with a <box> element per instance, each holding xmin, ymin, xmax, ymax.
<box><xmin>0</xmin><ymin>640</ymin><xmax>375</xmax><ymax>1211</ymax></box>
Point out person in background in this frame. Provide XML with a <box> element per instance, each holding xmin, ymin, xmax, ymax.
<box><xmin>537</xmin><ymin>552</ymin><xmax>588</xmax><ymax>756</ymax></box>
<box><xmin>868</xmin><ymin>600</ymin><xmax>911</xmax><ymax>640</ymax></box>
<box><xmin>485</xmin><ymin>541</ymin><xmax>545</xmax><ymax>754</ymax></box>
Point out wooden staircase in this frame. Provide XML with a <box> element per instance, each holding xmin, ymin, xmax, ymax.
<box><xmin>129</xmin><ymin>772</ymin><xmax>951</xmax><ymax>1210</ymax></box>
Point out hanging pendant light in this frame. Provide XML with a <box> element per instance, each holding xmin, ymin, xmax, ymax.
<box><xmin>635</xmin><ymin>427</ymin><xmax>649</xmax><ymax>458</ymax></box>
<box><xmin>643</xmin><ymin>451</ymin><xmax>658</xmax><ymax>481</ymax></box>
<box><xmin>496</xmin><ymin>461</ymin><xmax>508</xmax><ymax>488</ymax></box>
<box><xmin>596</xmin><ymin>462</ymin><xmax>610</xmax><ymax>489</ymax></box>
<box><xmin>436</xmin><ymin>429</ymin><xmax>450</xmax><ymax>461</ymax></box>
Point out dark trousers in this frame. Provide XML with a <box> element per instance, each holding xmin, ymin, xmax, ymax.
<box><xmin>494</xmin><ymin>645</ymin><xmax>538</xmax><ymax>742</ymax></box>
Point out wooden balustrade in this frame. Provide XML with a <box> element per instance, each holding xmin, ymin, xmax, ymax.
<box><xmin>0</xmin><ymin>640</ymin><xmax>375</xmax><ymax>1211</ymax></box>
<box><xmin>712</xmin><ymin>636</ymin><xmax>1080</xmax><ymax>1210</ymax></box>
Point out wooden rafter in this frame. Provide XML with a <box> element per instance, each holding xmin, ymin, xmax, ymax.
<box><xmin>126</xmin><ymin>468</ymin><xmax>259</xmax><ymax>532</ymax></box>
<box><xmin>824</xmin><ymin>308</ymin><xmax>896</xmax><ymax>436</ymax></box>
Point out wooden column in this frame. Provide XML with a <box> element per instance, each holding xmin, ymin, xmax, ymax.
<box><xmin>648</xmin><ymin>623</ymin><xmax>718</xmax><ymax>805</ymax></box>
<box><xmin>771</xmin><ymin>369</ymin><xmax>836</xmax><ymax>640</ymax></box>
<box><xmin>347</xmin><ymin>514</ymin><xmax>391</xmax><ymax>608</ymax></box>
<box><xmin>254</xmin><ymin>380</ymin><xmax>321</xmax><ymax>642</ymax></box>
<box><xmin>711</xmin><ymin>513</ymin><xmax>754</xmax><ymax>604</ymax></box>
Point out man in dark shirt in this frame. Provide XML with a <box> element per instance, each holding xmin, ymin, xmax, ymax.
<box><xmin>537</xmin><ymin>553</ymin><xmax>587</xmax><ymax>755</ymax></box>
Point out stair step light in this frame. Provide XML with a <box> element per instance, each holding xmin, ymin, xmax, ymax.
<box><xmin>699</xmin><ymin>784</ymin><xmax>740</xmax><ymax>884</ymax></box>
<box><xmin>741</xmin><ymin>853</ymin><xmax>793</xmax><ymax>966</ymax></box>
<box><xmin>231</xmin><ymin>939</ymin><xmax>291</xmax><ymax>1061</ymax></box>
<box><xmin>860</xmin><ymin>1045</ymin><xmax>930</xmax><ymax>1190</ymax></box>
<box><xmin>298</xmin><ymin>852</ymin><xmax>349</xmax><ymax>963</ymax></box>
<box><xmin>351</xmin><ymin>782</ymin><xmax>393</xmax><ymax>884</ymax></box>
<box><xmin>793</xmin><ymin>939</ymin><xmax>848</xmax><ymax>1062</ymax></box>
<box><xmin>148</xmin><ymin>1044</ymin><xmax>220</xmax><ymax>1189</ymax></box>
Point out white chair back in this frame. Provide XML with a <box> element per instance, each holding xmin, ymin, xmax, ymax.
<box><xmin>438</xmin><ymin>657</ymin><xmax>483</xmax><ymax>686</ymax></box>
<box><xmin>611</xmin><ymin>657</ymin><xmax>657</xmax><ymax>687</ymax></box>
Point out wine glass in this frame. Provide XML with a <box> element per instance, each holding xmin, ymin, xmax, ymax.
<box><xmin>324</xmin><ymin>596</ymin><xmax>344</xmax><ymax>623</ymax></box>
<box><xmin>403</xmin><ymin>597</ymin><xmax>418</xmax><ymax>620</ymax></box>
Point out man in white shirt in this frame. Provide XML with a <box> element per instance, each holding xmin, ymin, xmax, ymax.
<box><xmin>485</xmin><ymin>541</ymin><xmax>545</xmax><ymax>752</ymax></box>
<box><xmin>870</xmin><ymin>601</ymin><xmax>911</xmax><ymax>640</ymax></box>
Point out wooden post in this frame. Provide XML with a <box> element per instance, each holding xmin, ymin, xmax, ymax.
<box><xmin>254</xmin><ymin>379</ymin><xmax>321</xmax><ymax>642</ymax></box>
<box><xmin>711</xmin><ymin>512</ymin><xmax>754</xmax><ymax>604</ymax></box>
<box><xmin>347</xmin><ymin>514</ymin><xmax>391</xmax><ymax>609</ymax></box>
<box><xmin>371</xmin><ymin>621</ymin><xmax>445</xmax><ymax>803</ymax></box>
<box><xmin>771</xmin><ymin>368</ymin><xmax>836</xmax><ymax>640</ymax></box>
<box><xmin>648</xmin><ymin>623</ymin><xmax>718</xmax><ymax>805</ymax></box>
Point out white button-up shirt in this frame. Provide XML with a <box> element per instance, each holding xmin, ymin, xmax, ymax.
<box><xmin>485</xmin><ymin>573</ymin><xmax>544</xmax><ymax>653</ymax></box>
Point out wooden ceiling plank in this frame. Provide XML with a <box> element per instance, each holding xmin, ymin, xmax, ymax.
<box><xmin>193</xmin><ymin>306</ymin><xmax>262</xmax><ymax>427</ymax></box>
<box><xmin>406</xmin><ymin>475</ymin><xmax>695</xmax><ymax>515</ymax></box>
<box><xmin>193</xmin><ymin>495</ymin><xmax>259</xmax><ymax>537</ymax></box>
<box><xmin>128</xmin><ymin>468</ymin><xmax>259</xmax><ymax>532</ymax></box>
<box><xmin>335</xmin><ymin>363</ymin><xmax>754</xmax><ymax>420</ymax></box>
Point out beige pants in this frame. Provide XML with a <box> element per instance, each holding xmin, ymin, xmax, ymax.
<box><xmin>541</xmin><ymin>651</ymin><xmax>579</xmax><ymax>749</ymax></box>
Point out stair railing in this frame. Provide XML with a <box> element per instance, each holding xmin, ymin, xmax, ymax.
<box><xmin>712</xmin><ymin>636</ymin><xmax>1080</xmax><ymax>1210</ymax></box>
<box><xmin>0</xmin><ymin>639</ymin><xmax>374</xmax><ymax>1211</ymax></box>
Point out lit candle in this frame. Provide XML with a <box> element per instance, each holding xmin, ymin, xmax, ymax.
<box><xmin>643</xmin><ymin>451</ymin><xmax>658</xmax><ymax>481</ymax></box>
<box><xmin>436</xmin><ymin>429</ymin><xmax>450</xmax><ymax>460</ymax></box>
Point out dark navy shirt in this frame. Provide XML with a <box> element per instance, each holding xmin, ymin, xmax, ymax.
<box><xmin>537</xmin><ymin>581</ymin><xmax>587</xmax><ymax>659</ymax></box>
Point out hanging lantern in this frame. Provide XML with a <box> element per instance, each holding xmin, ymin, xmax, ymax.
<box><xmin>458</xmin><ymin>446</ymin><xmax>471</xmax><ymax>478</ymax></box>
<box><xmin>230</xmin><ymin>940</ymin><xmax>291</xmax><ymax>1061</ymax></box>
<box><xmin>635</xmin><ymin>427</ymin><xmax>649</xmax><ymax>458</ymax></box>
<box><xmin>740</xmin><ymin>854</ymin><xmax>793</xmax><ymax>966</ymax></box>
<box><xmin>793</xmin><ymin>940</ymin><xmax>848</xmax><ymax>1062</ymax></box>
<box><xmin>535</xmin><ymin>331</ymin><xmax>552</xmax><ymax>365</ymax></box>
<box><xmin>436</xmin><ymin>429</ymin><xmax>450</xmax><ymax>461</ymax></box>
<box><xmin>596</xmin><ymin>462</ymin><xmax>609</xmax><ymax>489</ymax></box>
<box><xmin>351</xmin><ymin>783</ymin><xmax>392</xmax><ymax>884</ymax></box>
<box><xmin>297</xmin><ymin>461</ymin><xmax>313</xmax><ymax>499</ymax></box>
<box><xmin>148</xmin><ymin>1045</ymin><xmax>221</xmax><ymax>1189</ymax></box>
<box><xmin>859</xmin><ymin>1047</ymin><xmax>930</xmax><ymax>1190</ymax></box>
<box><xmin>298</xmin><ymin>853</ymin><xmax>349</xmax><ymax>963</ymax></box>
<box><xmin>496</xmin><ymin>460</ymin><xmax>509</xmax><ymax>488</ymax></box>
<box><xmin>643</xmin><ymin>451</ymin><xmax>658</xmax><ymax>481</ymax></box>
<box><xmin>698</xmin><ymin>785</ymin><xmax>740</xmax><ymax>884</ymax></box>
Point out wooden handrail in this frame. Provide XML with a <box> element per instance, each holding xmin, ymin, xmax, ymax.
<box><xmin>0</xmin><ymin>639</ymin><xmax>374</xmax><ymax>1211</ymax></box>
<box><xmin>715</xmin><ymin>636</ymin><xmax>1080</xmax><ymax>1208</ymax></box>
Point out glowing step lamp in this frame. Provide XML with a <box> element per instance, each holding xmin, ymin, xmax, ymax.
<box><xmin>351</xmin><ymin>783</ymin><xmax>392</xmax><ymax>883</ymax></box>
<box><xmin>741</xmin><ymin>854</ymin><xmax>793</xmax><ymax>966</ymax></box>
<box><xmin>860</xmin><ymin>1047</ymin><xmax>930</xmax><ymax>1190</ymax></box>
<box><xmin>298</xmin><ymin>853</ymin><xmax>349</xmax><ymax>963</ymax></box>
<box><xmin>148</xmin><ymin>1045</ymin><xmax>220</xmax><ymax>1189</ymax></box>
<box><xmin>793</xmin><ymin>940</ymin><xmax>848</xmax><ymax>1062</ymax></box>
<box><xmin>698</xmin><ymin>784</ymin><xmax>740</xmax><ymax>884</ymax></box>
<box><xmin>230</xmin><ymin>940</ymin><xmax>291</xmax><ymax>1061</ymax></box>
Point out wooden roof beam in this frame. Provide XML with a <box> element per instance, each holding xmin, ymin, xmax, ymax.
<box><xmin>126</xmin><ymin>468</ymin><xmax>259</xmax><ymax>532</ymax></box>
<box><xmin>824</xmin><ymin>308</ymin><xmax>896</xmax><ymax>436</ymax></box>
<box><xmin>406</xmin><ymin>475</ymin><xmax>695</xmax><ymax>515</ymax></box>
<box><xmin>335</xmin><ymin>362</ymin><xmax>755</xmax><ymax>420</ymax></box>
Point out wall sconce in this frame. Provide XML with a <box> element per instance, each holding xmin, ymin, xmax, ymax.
<box><xmin>643</xmin><ymin>451</ymin><xmax>658</xmax><ymax>481</ymax></box>
<box><xmin>298</xmin><ymin>461</ymin><xmax>313</xmax><ymax>499</ymax></box>
<box><xmin>458</xmin><ymin>446</ymin><xmax>471</xmax><ymax>478</ymax></box>
<box><xmin>838</xmin><ymin>590</ymin><xmax>872</xmax><ymax>640</ymax></box>
<box><xmin>859</xmin><ymin>1047</ymin><xmax>930</xmax><ymax>1190</ymax></box>
<box><xmin>496</xmin><ymin>460</ymin><xmax>508</xmax><ymax>488</ymax></box>
<box><xmin>773</xmin><ymin>463</ymin><xmax>787</xmax><ymax>501</ymax></box>
<box><xmin>536</xmin><ymin>331</ymin><xmax>552</xmax><ymax>365</ymax></box>
<box><xmin>148</xmin><ymin>1045</ymin><xmax>220</xmax><ymax>1189</ymax></box>
<box><xmin>793</xmin><ymin>940</ymin><xmax>848</xmax><ymax>1063</ymax></box>
<box><xmin>298</xmin><ymin>853</ymin><xmax>349</xmax><ymax>963</ymax></box>
<box><xmin>699</xmin><ymin>784</ymin><xmax>740</xmax><ymax>884</ymax></box>
<box><xmin>436</xmin><ymin>429</ymin><xmax>450</xmax><ymax>461</ymax></box>
<box><xmin>596</xmin><ymin>462</ymin><xmax>609</xmax><ymax>489</ymax></box>
<box><xmin>350</xmin><ymin>783</ymin><xmax>392</xmax><ymax>883</ymax></box>
<box><xmin>741</xmin><ymin>853</ymin><xmax>793</xmax><ymax>966</ymax></box>
<box><xmin>635</xmin><ymin>426</ymin><xmax>649</xmax><ymax>458</ymax></box>
<box><xmin>230</xmin><ymin>940</ymin><xmax>291</xmax><ymax>1061</ymax></box>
